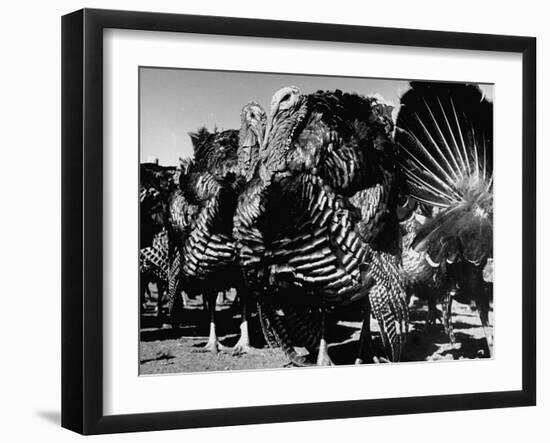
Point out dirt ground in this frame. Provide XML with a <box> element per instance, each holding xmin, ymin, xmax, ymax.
<box><xmin>139</xmin><ymin>289</ymin><xmax>494</xmax><ymax>375</ymax></box>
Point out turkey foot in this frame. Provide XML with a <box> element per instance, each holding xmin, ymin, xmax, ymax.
<box><xmin>232</xmin><ymin>320</ymin><xmax>257</xmax><ymax>355</ymax></box>
<box><xmin>355</xmin><ymin>294</ymin><xmax>375</xmax><ymax>365</ymax></box>
<box><xmin>316</xmin><ymin>338</ymin><xmax>334</xmax><ymax>366</ymax></box>
<box><xmin>426</xmin><ymin>296</ymin><xmax>441</xmax><ymax>329</ymax></box>
<box><xmin>203</xmin><ymin>322</ymin><xmax>221</xmax><ymax>354</ymax></box>
<box><xmin>482</xmin><ymin>325</ymin><xmax>494</xmax><ymax>358</ymax></box>
<box><xmin>479</xmin><ymin>313</ymin><xmax>493</xmax><ymax>358</ymax></box>
<box><xmin>474</xmin><ymin>296</ymin><xmax>493</xmax><ymax>357</ymax></box>
<box><xmin>426</xmin><ymin>306</ymin><xmax>441</xmax><ymax>327</ymax></box>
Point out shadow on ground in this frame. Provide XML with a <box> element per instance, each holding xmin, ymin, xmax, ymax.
<box><xmin>140</xmin><ymin>296</ymin><xmax>493</xmax><ymax>374</ymax></box>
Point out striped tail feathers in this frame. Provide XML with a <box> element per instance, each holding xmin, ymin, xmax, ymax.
<box><xmin>364</xmin><ymin>251</ymin><xmax>409</xmax><ymax>362</ymax></box>
<box><xmin>166</xmin><ymin>247</ymin><xmax>182</xmax><ymax>317</ymax></box>
<box><xmin>140</xmin><ymin>230</ymin><xmax>184</xmax><ymax>321</ymax></box>
<box><xmin>259</xmin><ymin>302</ymin><xmax>318</xmax><ymax>366</ymax></box>
<box><xmin>139</xmin><ymin>228</ymin><xmax>170</xmax><ymax>279</ymax></box>
<box><xmin>279</xmin><ymin>304</ymin><xmax>323</xmax><ymax>352</ymax></box>
<box><xmin>257</xmin><ymin>302</ymin><xmax>282</xmax><ymax>348</ymax></box>
<box><xmin>165</xmin><ymin>189</ymin><xmax>197</xmax><ymax>313</ymax></box>
<box><xmin>396</xmin><ymin>82</ymin><xmax>493</xmax><ymax>267</ymax></box>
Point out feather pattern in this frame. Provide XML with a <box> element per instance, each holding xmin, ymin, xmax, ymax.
<box><xmin>140</xmin><ymin>228</ymin><xmax>170</xmax><ymax>281</ymax></box>
<box><xmin>397</xmin><ymin>82</ymin><xmax>494</xmax><ymax>354</ymax></box>
<box><xmin>235</xmin><ymin>88</ymin><xmax>408</xmax><ymax>364</ymax></box>
<box><xmin>140</xmin><ymin>163</ymin><xmax>179</xmax><ymax>248</ymax></box>
<box><xmin>170</xmin><ymin>127</ymin><xmax>251</xmax><ymax>297</ymax></box>
<box><xmin>397</xmin><ymin>82</ymin><xmax>493</xmax><ymax>265</ymax></box>
<box><xmin>162</xmin><ymin>103</ymin><xmax>267</xmax><ymax>350</ymax></box>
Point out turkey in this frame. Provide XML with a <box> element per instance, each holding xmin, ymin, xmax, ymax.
<box><xmin>167</xmin><ymin>102</ymin><xmax>266</xmax><ymax>354</ymax></box>
<box><xmin>233</xmin><ymin>87</ymin><xmax>409</xmax><ymax>366</ymax></box>
<box><xmin>139</xmin><ymin>162</ymin><xmax>179</xmax><ymax>318</ymax></box>
<box><xmin>396</xmin><ymin>82</ymin><xmax>494</xmax><ymax>357</ymax></box>
<box><xmin>140</xmin><ymin>162</ymin><xmax>178</xmax><ymax>246</ymax></box>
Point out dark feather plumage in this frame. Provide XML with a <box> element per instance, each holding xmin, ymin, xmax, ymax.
<box><xmin>139</xmin><ymin>163</ymin><xmax>180</xmax><ymax>321</ymax></box>
<box><xmin>166</xmin><ymin>103</ymin><xmax>267</xmax><ymax>352</ymax></box>
<box><xmin>396</xmin><ymin>82</ymin><xmax>494</xmax><ymax>354</ymax></box>
<box><xmin>397</xmin><ymin>82</ymin><xmax>493</xmax><ymax>266</ymax></box>
<box><xmin>235</xmin><ymin>87</ymin><xmax>408</xmax><ymax>365</ymax></box>
<box><xmin>139</xmin><ymin>163</ymin><xmax>178</xmax><ymax>248</ymax></box>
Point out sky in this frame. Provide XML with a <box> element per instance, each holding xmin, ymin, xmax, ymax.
<box><xmin>140</xmin><ymin>67</ymin><xmax>493</xmax><ymax>166</ymax></box>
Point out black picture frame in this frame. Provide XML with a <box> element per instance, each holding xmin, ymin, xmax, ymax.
<box><xmin>61</xmin><ymin>8</ymin><xmax>536</xmax><ymax>435</ymax></box>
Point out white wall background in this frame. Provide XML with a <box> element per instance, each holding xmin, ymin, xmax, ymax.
<box><xmin>0</xmin><ymin>0</ymin><xmax>545</xmax><ymax>441</ymax></box>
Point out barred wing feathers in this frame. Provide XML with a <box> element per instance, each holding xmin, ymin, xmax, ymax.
<box><xmin>169</xmin><ymin>122</ymin><xmax>259</xmax><ymax>301</ymax></box>
<box><xmin>244</xmin><ymin>88</ymin><xmax>408</xmax><ymax>362</ymax></box>
<box><xmin>139</xmin><ymin>228</ymin><xmax>169</xmax><ymax>281</ymax></box>
<box><xmin>166</xmin><ymin>188</ymin><xmax>197</xmax><ymax>306</ymax></box>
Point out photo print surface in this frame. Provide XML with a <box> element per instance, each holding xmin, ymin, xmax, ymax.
<box><xmin>138</xmin><ymin>67</ymin><xmax>494</xmax><ymax>375</ymax></box>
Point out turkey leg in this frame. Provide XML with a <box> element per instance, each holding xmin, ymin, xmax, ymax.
<box><xmin>203</xmin><ymin>291</ymin><xmax>220</xmax><ymax>353</ymax></box>
<box><xmin>232</xmin><ymin>291</ymin><xmax>256</xmax><ymax>355</ymax></box>
<box><xmin>441</xmin><ymin>289</ymin><xmax>455</xmax><ymax>343</ymax></box>
<box><xmin>475</xmin><ymin>295</ymin><xmax>493</xmax><ymax>357</ymax></box>
<box><xmin>316</xmin><ymin>310</ymin><xmax>334</xmax><ymax>366</ymax></box>
<box><xmin>355</xmin><ymin>263</ymin><xmax>380</xmax><ymax>364</ymax></box>
<box><xmin>426</xmin><ymin>294</ymin><xmax>441</xmax><ymax>329</ymax></box>
<box><xmin>355</xmin><ymin>297</ymin><xmax>374</xmax><ymax>364</ymax></box>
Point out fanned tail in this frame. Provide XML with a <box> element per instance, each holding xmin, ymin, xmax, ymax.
<box><xmin>396</xmin><ymin>82</ymin><xmax>493</xmax><ymax>265</ymax></box>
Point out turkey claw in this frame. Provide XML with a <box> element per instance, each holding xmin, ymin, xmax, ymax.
<box><xmin>232</xmin><ymin>342</ymin><xmax>256</xmax><ymax>355</ymax></box>
<box><xmin>203</xmin><ymin>340</ymin><xmax>220</xmax><ymax>354</ymax></box>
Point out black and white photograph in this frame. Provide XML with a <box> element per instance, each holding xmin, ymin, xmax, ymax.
<box><xmin>138</xmin><ymin>68</ymin><xmax>494</xmax><ymax>375</ymax></box>
<box><xmin>1</xmin><ymin>0</ymin><xmax>545</xmax><ymax>440</ymax></box>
